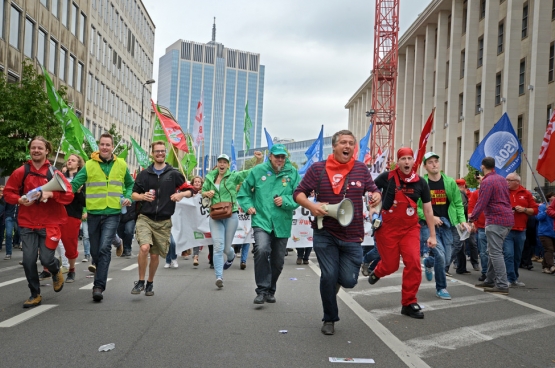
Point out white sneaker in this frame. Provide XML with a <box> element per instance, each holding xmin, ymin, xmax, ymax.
<box><xmin>164</xmin><ymin>263</ymin><xmax>170</xmax><ymax>269</ymax></box>
<box><xmin>171</xmin><ymin>260</ymin><xmax>178</xmax><ymax>268</ymax></box>
<box><xmin>215</xmin><ymin>278</ymin><xmax>224</xmax><ymax>289</ymax></box>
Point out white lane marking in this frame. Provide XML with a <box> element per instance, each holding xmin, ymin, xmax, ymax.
<box><xmin>405</xmin><ymin>313</ymin><xmax>555</xmax><ymax>358</ymax></box>
<box><xmin>0</xmin><ymin>277</ymin><xmax>27</xmax><ymax>288</ymax></box>
<box><xmin>0</xmin><ymin>305</ymin><xmax>58</xmax><ymax>328</ymax></box>
<box><xmin>308</xmin><ymin>262</ymin><xmax>431</xmax><ymax>368</ymax></box>
<box><xmin>348</xmin><ymin>282</ymin><xmax>439</xmax><ymax>297</ymax></box>
<box><xmin>122</xmin><ymin>264</ymin><xmax>138</xmax><ymax>271</ymax></box>
<box><xmin>369</xmin><ymin>295</ymin><xmax>497</xmax><ymax>319</ymax></box>
<box><xmin>0</xmin><ymin>265</ymin><xmax>23</xmax><ymax>273</ymax></box>
<box><xmin>79</xmin><ymin>278</ymin><xmax>112</xmax><ymax>290</ymax></box>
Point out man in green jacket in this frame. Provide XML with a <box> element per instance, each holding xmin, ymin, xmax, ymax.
<box><xmin>238</xmin><ymin>144</ymin><xmax>300</xmax><ymax>304</ymax></box>
<box><xmin>71</xmin><ymin>133</ymin><xmax>134</xmax><ymax>302</ymax></box>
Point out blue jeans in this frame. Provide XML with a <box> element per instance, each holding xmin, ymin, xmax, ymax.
<box><xmin>362</xmin><ymin>245</ymin><xmax>381</xmax><ymax>272</ymax></box>
<box><xmin>117</xmin><ymin>219</ymin><xmax>135</xmax><ymax>254</ymax></box>
<box><xmin>87</xmin><ymin>214</ymin><xmax>120</xmax><ymax>291</ymax></box>
<box><xmin>313</xmin><ymin>228</ymin><xmax>362</xmax><ymax>322</ymax></box>
<box><xmin>477</xmin><ymin>228</ymin><xmax>488</xmax><ymax>275</ymax></box>
<box><xmin>421</xmin><ymin>222</ymin><xmax>448</xmax><ymax>291</ymax></box>
<box><xmin>252</xmin><ymin>228</ymin><xmax>288</xmax><ymax>296</ymax></box>
<box><xmin>209</xmin><ymin>213</ymin><xmax>238</xmax><ymax>279</ymax></box>
<box><xmin>82</xmin><ymin>220</ymin><xmax>90</xmax><ymax>256</ymax></box>
<box><xmin>296</xmin><ymin>247</ymin><xmax>312</xmax><ymax>261</ymax></box>
<box><xmin>4</xmin><ymin>216</ymin><xmax>16</xmax><ymax>255</ymax></box>
<box><xmin>240</xmin><ymin>243</ymin><xmax>250</xmax><ymax>264</ymax></box>
<box><xmin>166</xmin><ymin>235</ymin><xmax>177</xmax><ymax>263</ymax></box>
<box><xmin>503</xmin><ymin>230</ymin><xmax>526</xmax><ymax>283</ymax></box>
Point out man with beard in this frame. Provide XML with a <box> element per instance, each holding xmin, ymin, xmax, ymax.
<box><xmin>131</xmin><ymin>141</ymin><xmax>187</xmax><ymax>296</ymax></box>
<box><xmin>294</xmin><ymin>130</ymin><xmax>381</xmax><ymax>335</ymax></box>
<box><xmin>4</xmin><ymin>137</ymin><xmax>74</xmax><ymax>307</ymax></box>
<box><xmin>368</xmin><ymin>148</ymin><xmax>437</xmax><ymax>319</ymax></box>
<box><xmin>238</xmin><ymin>144</ymin><xmax>300</xmax><ymax>305</ymax></box>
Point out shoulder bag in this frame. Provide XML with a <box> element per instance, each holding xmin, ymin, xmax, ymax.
<box><xmin>210</xmin><ymin>178</ymin><xmax>233</xmax><ymax>220</ymax></box>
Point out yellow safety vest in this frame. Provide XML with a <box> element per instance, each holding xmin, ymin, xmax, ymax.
<box><xmin>85</xmin><ymin>158</ymin><xmax>127</xmax><ymax>211</ymax></box>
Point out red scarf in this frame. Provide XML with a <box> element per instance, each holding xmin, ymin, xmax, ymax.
<box><xmin>392</xmin><ymin>167</ymin><xmax>420</xmax><ymax>183</ymax></box>
<box><xmin>325</xmin><ymin>154</ymin><xmax>355</xmax><ymax>195</ymax></box>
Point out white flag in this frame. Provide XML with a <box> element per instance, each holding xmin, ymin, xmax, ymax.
<box><xmin>369</xmin><ymin>148</ymin><xmax>389</xmax><ymax>180</ymax></box>
<box><xmin>193</xmin><ymin>90</ymin><xmax>204</xmax><ymax>146</ymax></box>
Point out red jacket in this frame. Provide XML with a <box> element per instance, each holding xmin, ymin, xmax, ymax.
<box><xmin>509</xmin><ymin>185</ymin><xmax>538</xmax><ymax>231</ymax></box>
<box><xmin>4</xmin><ymin>161</ymin><xmax>74</xmax><ymax>229</ymax></box>
<box><xmin>468</xmin><ymin>189</ymin><xmax>485</xmax><ymax>229</ymax></box>
<box><xmin>547</xmin><ymin>199</ymin><xmax>555</xmax><ymax>230</ymax></box>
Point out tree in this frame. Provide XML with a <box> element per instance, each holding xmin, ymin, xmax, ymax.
<box><xmin>463</xmin><ymin>161</ymin><xmax>480</xmax><ymax>189</ymax></box>
<box><xmin>0</xmin><ymin>61</ymin><xmax>63</xmax><ymax>175</ymax></box>
<box><xmin>83</xmin><ymin>123</ymin><xmax>127</xmax><ymax>157</ymax></box>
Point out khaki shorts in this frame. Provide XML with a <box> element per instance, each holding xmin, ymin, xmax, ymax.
<box><xmin>135</xmin><ymin>214</ymin><xmax>172</xmax><ymax>257</ymax></box>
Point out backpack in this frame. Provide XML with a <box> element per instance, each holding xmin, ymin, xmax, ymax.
<box><xmin>19</xmin><ymin>163</ymin><xmax>55</xmax><ymax>196</ymax></box>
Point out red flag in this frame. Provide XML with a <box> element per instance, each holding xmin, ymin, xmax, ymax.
<box><xmin>151</xmin><ymin>100</ymin><xmax>188</xmax><ymax>152</ymax></box>
<box><xmin>536</xmin><ymin>111</ymin><xmax>555</xmax><ymax>182</ymax></box>
<box><xmin>414</xmin><ymin>108</ymin><xmax>435</xmax><ymax>169</ymax></box>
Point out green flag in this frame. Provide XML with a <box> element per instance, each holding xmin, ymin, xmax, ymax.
<box><xmin>118</xmin><ymin>144</ymin><xmax>129</xmax><ymax>160</ymax></box>
<box><xmin>131</xmin><ymin>137</ymin><xmax>150</xmax><ymax>169</ymax></box>
<box><xmin>181</xmin><ymin>152</ymin><xmax>197</xmax><ymax>176</ymax></box>
<box><xmin>244</xmin><ymin>101</ymin><xmax>252</xmax><ymax>151</ymax></box>
<box><xmin>152</xmin><ymin>115</ymin><xmax>179</xmax><ymax>167</ymax></box>
<box><xmin>81</xmin><ymin>124</ymin><xmax>98</xmax><ymax>151</ymax></box>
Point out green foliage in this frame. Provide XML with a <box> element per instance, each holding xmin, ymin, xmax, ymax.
<box><xmin>463</xmin><ymin>161</ymin><xmax>480</xmax><ymax>189</ymax></box>
<box><xmin>83</xmin><ymin>123</ymin><xmax>127</xmax><ymax>157</ymax></box>
<box><xmin>0</xmin><ymin>61</ymin><xmax>63</xmax><ymax>175</ymax></box>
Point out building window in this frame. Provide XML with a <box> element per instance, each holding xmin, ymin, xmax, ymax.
<box><xmin>433</xmin><ymin>71</ymin><xmax>436</xmax><ymax>96</ymax></box>
<box><xmin>24</xmin><ymin>18</ymin><xmax>35</xmax><ymax>58</ymax></box>
<box><xmin>519</xmin><ymin>59</ymin><xmax>526</xmax><ymax>95</ymax></box>
<box><xmin>37</xmin><ymin>29</ymin><xmax>47</xmax><ymax>66</ymax></box>
<box><xmin>478</xmin><ymin>36</ymin><xmax>484</xmax><ymax>67</ymax></box>
<box><xmin>522</xmin><ymin>4</ymin><xmax>528</xmax><ymax>38</ymax></box>
<box><xmin>79</xmin><ymin>13</ymin><xmax>86</xmax><ymax>44</ymax></box>
<box><xmin>87</xmin><ymin>73</ymin><xmax>92</xmax><ymax>101</ymax></box>
<box><xmin>456</xmin><ymin>137</ymin><xmax>462</xmax><ymax>179</ymax></box>
<box><xmin>90</xmin><ymin>26</ymin><xmax>95</xmax><ymax>55</ymax></box>
<box><xmin>553</xmin><ymin>0</ymin><xmax>555</xmax><ymax>20</ymax></box>
<box><xmin>447</xmin><ymin>15</ymin><xmax>451</xmax><ymax>49</ymax></box>
<box><xmin>445</xmin><ymin>61</ymin><xmax>449</xmax><ymax>88</ymax></box>
<box><xmin>476</xmin><ymin>84</ymin><xmax>482</xmax><ymax>114</ymax></box>
<box><xmin>94</xmin><ymin>78</ymin><xmax>98</xmax><ymax>104</ymax></box>
<box><xmin>61</xmin><ymin>0</ymin><xmax>68</xmax><ymax>27</ymax></box>
<box><xmin>474</xmin><ymin>131</ymin><xmax>480</xmax><ymax>149</ymax></box>
<box><xmin>9</xmin><ymin>5</ymin><xmax>21</xmax><ymax>49</ymax></box>
<box><xmin>40</xmin><ymin>0</ymin><xmax>48</xmax><ymax>9</ymax></box>
<box><xmin>480</xmin><ymin>0</ymin><xmax>486</xmax><ymax>19</ymax></box>
<box><xmin>49</xmin><ymin>38</ymin><xmax>58</xmax><ymax>75</ymax></box>
<box><xmin>97</xmin><ymin>32</ymin><xmax>101</xmax><ymax>60</ymax></box>
<box><xmin>59</xmin><ymin>47</ymin><xmax>66</xmax><ymax>81</ymax></box>
<box><xmin>497</xmin><ymin>21</ymin><xmax>504</xmax><ymax>54</ymax></box>
<box><xmin>76</xmin><ymin>62</ymin><xmax>83</xmax><ymax>92</ymax></box>
<box><xmin>517</xmin><ymin>115</ymin><xmax>523</xmax><ymax>143</ymax></box>
<box><xmin>462</xmin><ymin>4</ymin><xmax>467</xmax><ymax>34</ymax></box>
<box><xmin>0</xmin><ymin>0</ymin><xmax>3</xmax><ymax>39</ymax></box>
<box><xmin>495</xmin><ymin>72</ymin><xmax>502</xmax><ymax>105</ymax></box>
<box><xmin>460</xmin><ymin>50</ymin><xmax>465</xmax><ymax>78</ymax></box>
<box><xmin>51</xmin><ymin>0</ymin><xmax>58</xmax><ymax>17</ymax></box>
<box><xmin>549</xmin><ymin>43</ymin><xmax>554</xmax><ymax>82</ymax></box>
<box><xmin>458</xmin><ymin>93</ymin><xmax>464</xmax><ymax>121</ymax></box>
<box><xmin>70</xmin><ymin>3</ymin><xmax>78</xmax><ymax>36</ymax></box>
<box><xmin>68</xmin><ymin>55</ymin><xmax>75</xmax><ymax>87</ymax></box>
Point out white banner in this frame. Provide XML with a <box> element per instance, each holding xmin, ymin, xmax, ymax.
<box><xmin>171</xmin><ymin>196</ymin><xmax>374</xmax><ymax>252</ymax></box>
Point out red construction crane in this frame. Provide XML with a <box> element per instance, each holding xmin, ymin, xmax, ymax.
<box><xmin>370</xmin><ymin>0</ymin><xmax>400</xmax><ymax>161</ymax></box>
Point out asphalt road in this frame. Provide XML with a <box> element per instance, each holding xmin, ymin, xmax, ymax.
<box><xmin>1</xmin><ymin>242</ymin><xmax>555</xmax><ymax>368</ymax></box>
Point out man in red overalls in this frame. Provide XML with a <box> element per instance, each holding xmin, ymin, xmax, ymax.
<box><xmin>369</xmin><ymin>148</ymin><xmax>437</xmax><ymax>319</ymax></box>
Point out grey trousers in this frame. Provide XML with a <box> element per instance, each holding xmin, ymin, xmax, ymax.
<box><xmin>484</xmin><ymin>224</ymin><xmax>511</xmax><ymax>289</ymax></box>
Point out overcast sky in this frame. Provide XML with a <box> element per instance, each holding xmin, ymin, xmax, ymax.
<box><xmin>143</xmin><ymin>0</ymin><xmax>430</xmax><ymax>142</ymax></box>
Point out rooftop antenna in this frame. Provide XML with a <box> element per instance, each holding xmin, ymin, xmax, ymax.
<box><xmin>212</xmin><ymin>17</ymin><xmax>216</xmax><ymax>42</ymax></box>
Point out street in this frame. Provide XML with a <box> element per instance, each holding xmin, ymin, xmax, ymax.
<box><xmin>1</xmin><ymin>242</ymin><xmax>555</xmax><ymax>368</ymax></box>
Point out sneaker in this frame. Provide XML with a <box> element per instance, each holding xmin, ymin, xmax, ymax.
<box><xmin>92</xmin><ymin>287</ymin><xmax>103</xmax><ymax>301</ymax></box>
<box><xmin>475</xmin><ymin>281</ymin><xmax>495</xmax><ymax>288</ymax></box>
<box><xmin>509</xmin><ymin>281</ymin><xmax>525</xmax><ymax>287</ymax></box>
<box><xmin>445</xmin><ymin>271</ymin><xmax>453</xmax><ymax>277</ymax></box>
<box><xmin>82</xmin><ymin>255</ymin><xmax>89</xmax><ymax>262</ymax></box>
<box><xmin>145</xmin><ymin>282</ymin><xmax>154</xmax><ymax>296</ymax></box>
<box><xmin>478</xmin><ymin>273</ymin><xmax>487</xmax><ymax>281</ymax></box>
<box><xmin>436</xmin><ymin>288</ymin><xmax>451</xmax><ymax>300</ymax></box>
<box><xmin>240</xmin><ymin>262</ymin><xmax>246</xmax><ymax>270</ymax></box>
<box><xmin>88</xmin><ymin>265</ymin><xmax>96</xmax><ymax>273</ymax></box>
<box><xmin>61</xmin><ymin>266</ymin><xmax>69</xmax><ymax>274</ymax></box>
<box><xmin>303</xmin><ymin>259</ymin><xmax>309</xmax><ymax>265</ymax></box>
<box><xmin>66</xmin><ymin>271</ymin><xmax>76</xmax><ymax>283</ymax></box>
<box><xmin>550</xmin><ymin>266</ymin><xmax>555</xmax><ymax>274</ymax></box>
<box><xmin>472</xmin><ymin>264</ymin><xmax>480</xmax><ymax>271</ymax></box>
<box><xmin>361</xmin><ymin>263</ymin><xmax>370</xmax><ymax>276</ymax></box>
<box><xmin>215</xmin><ymin>278</ymin><xmax>224</xmax><ymax>289</ymax></box>
<box><xmin>425</xmin><ymin>266</ymin><xmax>433</xmax><ymax>281</ymax></box>
<box><xmin>164</xmin><ymin>263</ymin><xmax>171</xmax><ymax>269</ymax></box>
<box><xmin>542</xmin><ymin>268</ymin><xmax>551</xmax><ymax>273</ymax></box>
<box><xmin>368</xmin><ymin>271</ymin><xmax>380</xmax><ymax>285</ymax></box>
<box><xmin>131</xmin><ymin>281</ymin><xmax>145</xmax><ymax>294</ymax></box>
<box><xmin>223</xmin><ymin>257</ymin><xmax>235</xmax><ymax>270</ymax></box>
<box><xmin>253</xmin><ymin>294</ymin><xmax>265</xmax><ymax>304</ymax></box>
<box><xmin>38</xmin><ymin>271</ymin><xmax>52</xmax><ymax>281</ymax></box>
<box><xmin>116</xmin><ymin>239</ymin><xmax>124</xmax><ymax>257</ymax></box>
<box><xmin>4</xmin><ymin>254</ymin><xmax>11</xmax><ymax>260</ymax></box>
<box><xmin>52</xmin><ymin>269</ymin><xmax>64</xmax><ymax>292</ymax></box>
<box><xmin>296</xmin><ymin>258</ymin><xmax>302</xmax><ymax>265</ymax></box>
<box><xmin>401</xmin><ymin>303</ymin><xmax>424</xmax><ymax>319</ymax></box>
<box><xmin>456</xmin><ymin>270</ymin><xmax>471</xmax><ymax>275</ymax></box>
<box><xmin>484</xmin><ymin>286</ymin><xmax>509</xmax><ymax>295</ymax></box>
<box><xmin>265</xmin><ymin>294</ymin><xmax>276</xmax><ymax>303</ymax></box>
<box><xmin>321</xmin><ymin>321</ymin><xmax>335</xmax><ymax>335</ymax></box>
<box><xmin>531</xmin><ymin>255</ymin><xmax>539</xmax><ymax>262</ymax></box>
<box><xmin>23</xmin><ymin>295</ymin><xmax>42</xmax><ymax>308</ymax></box>
<box><xmin>124</xmin><ymin>252</ymin><xmax>132</xmax><ymax>259</ymax></box>
<box><xmin>193</xmin><ymin>255</ymin><xmax>199</xmax><ymax>266</ymax></box>
<box><xmin>171</xmin><ymin>260</ymin><xmax>178</xmax><ymax>268</ymax></box>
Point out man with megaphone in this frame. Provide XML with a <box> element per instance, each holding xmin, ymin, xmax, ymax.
<box><xmin>294</xmin><ymin>130</ymin><xmax>381</xmax><ymax>336</ymax></box>
<box><xmin>4</xmin><ymin>136</ymin><xmax>74</xmax><ymax>308</ymax></box>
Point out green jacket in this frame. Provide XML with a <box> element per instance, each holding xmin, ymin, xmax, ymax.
<box><xmin>237</xmin><ymin>160</ymin><xmax>300</xmax><ymax>238</ymax></box>
<box><xmin>202</xmin><ymin>168</ymin><xmax>250</xmax><ymax>213</ymax></box>
<box><xmin>71</xmin><ymin>154</ymin><xmax>135</xmax><ymax>216</ymax></box>
<box><xmin>417</xmin><ymin>172</ymin><xmax>466</xmax><ymax>226</ymax></box>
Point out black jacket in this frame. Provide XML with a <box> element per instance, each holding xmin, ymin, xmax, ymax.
<box><xmin>132</xmin><ymin>164</ymin><xmax>186</xmax><ymax>221</ymax></box>
<box><xmin>64</xmin><ymin>171</ymin><xmax>86</xmax><ymax>219</ymax></box>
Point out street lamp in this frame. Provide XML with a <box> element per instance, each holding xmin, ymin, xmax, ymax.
<box><xmin>140</xmin><ymin>79</ymin><xmax>156</xmax><ymax>148</ymax></box>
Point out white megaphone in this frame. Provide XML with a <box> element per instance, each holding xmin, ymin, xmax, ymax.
<box><xmin>317</xmin><ymin>198</ymin><xmax>354</xmax><ymax>229</ymax></box>
<box><xmin>24</xmin><ymin>172</ymin><xmax>68</xmax><ymax>203</ymax></box>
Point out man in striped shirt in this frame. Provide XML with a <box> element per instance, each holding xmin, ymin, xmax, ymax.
<box><xmin>469</xmin><ymin>157</ymin><xmax>514</xmax><ymax>295</ymax></box>
<box><xmin>294</xmin><ymin>130</ymin><xmax>381</xmax><ymax>336</ymax></box>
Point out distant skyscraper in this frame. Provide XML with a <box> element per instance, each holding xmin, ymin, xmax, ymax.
<box><xmin>157</xmin><ymin>20</ymin><xmax>265</xmax><ymax>168</ymax></box>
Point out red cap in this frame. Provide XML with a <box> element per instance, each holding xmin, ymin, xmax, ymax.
<box><xmin>456</xmin><ymin>179</ymin><xmax>466</xmax><ymax>186</ymax></box>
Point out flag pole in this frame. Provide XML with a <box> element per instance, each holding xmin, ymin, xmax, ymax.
<box><xmin>112</xmin><ymin>138</ymin><xmax>123</xmax><ymax>153</ymax></box>
<box><xmin>202</xmin><ymin>141</ymin><xmax>205</xmax><ymax>177</ymax></box>
<box><xmin>169</xmin><ymin>144</ymin><xmax>186</xmax><ymax>177</ymax></box>
<box><xmin>522</xmin><ymin>152</ymin><xmax>548</xmax><ymax>203</ymax></box>
<box><xmin>53</xmin><ymin>133</ymin><xmax>65</xmax><ymax>167</ymax></box>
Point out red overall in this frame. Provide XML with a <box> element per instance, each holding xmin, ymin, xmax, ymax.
<box><xmin>374</xmin><ymin>173</ymin><xmax>422</xmax><ymax>306</ymax></box>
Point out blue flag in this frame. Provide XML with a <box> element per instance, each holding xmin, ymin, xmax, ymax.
<box><xmin>230</xmin><ymin>140</ymin><xmax>238</xmax><ymax>172</ymax></box>
<box><xmin>201</xmin><ymin>154</ymin><xmax>209</xmax><ymax>177</ymax></box>
<box><xmin>358</xmin><ymin>123</ymin><xmax>373</xmax><ymax>162</ymax></box>
<box><xmin>469</xmin><ymin>113</ymin><xmax>523</xmax><ymax>178</ymax></box>
<box><xmin>264</xmin><ymin>128</ymin><xmax>274</xmax><ymax>150</ymax></box>
<box><xmin>299</xmin><ymin>125</ymin><xmax>324</xmax><ymax>176</ymax></box>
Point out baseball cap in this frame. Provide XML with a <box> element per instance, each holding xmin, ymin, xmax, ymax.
<box><xmin>270</xmin><ymin>144</ymin><xmax>287</xmax><ymax>156</ymax></box>
<box><xmin>456</xmin><ymin>179</ymin><xmax>466</xmax><ymax>186</ymax></box>
<box><xmin>217</xmin><ymin>154</ymin><xmax>230</xmax><ymax>162</ymax></box>
<box><xmin>423</xmin><ymin>152</ymin><xmax>440</xmax><ymax>164</ymax></box>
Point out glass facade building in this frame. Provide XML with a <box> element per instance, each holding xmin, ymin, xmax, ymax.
<box><xmin>157</xmin><ymin>37</ymin><xmax>265</xmax><ymax>169</ymax></box>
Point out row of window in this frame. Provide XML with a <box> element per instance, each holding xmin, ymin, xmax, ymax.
<box><xmin>39</xmin><ymin>0</ymin><xmax>87</xmax><ymax>43</ymax></box>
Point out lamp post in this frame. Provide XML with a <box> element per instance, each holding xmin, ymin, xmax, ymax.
<box><xmin>140</xmin><ymin>79</ymin><xmax>156</xmax><ymax>148</ymax></box>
